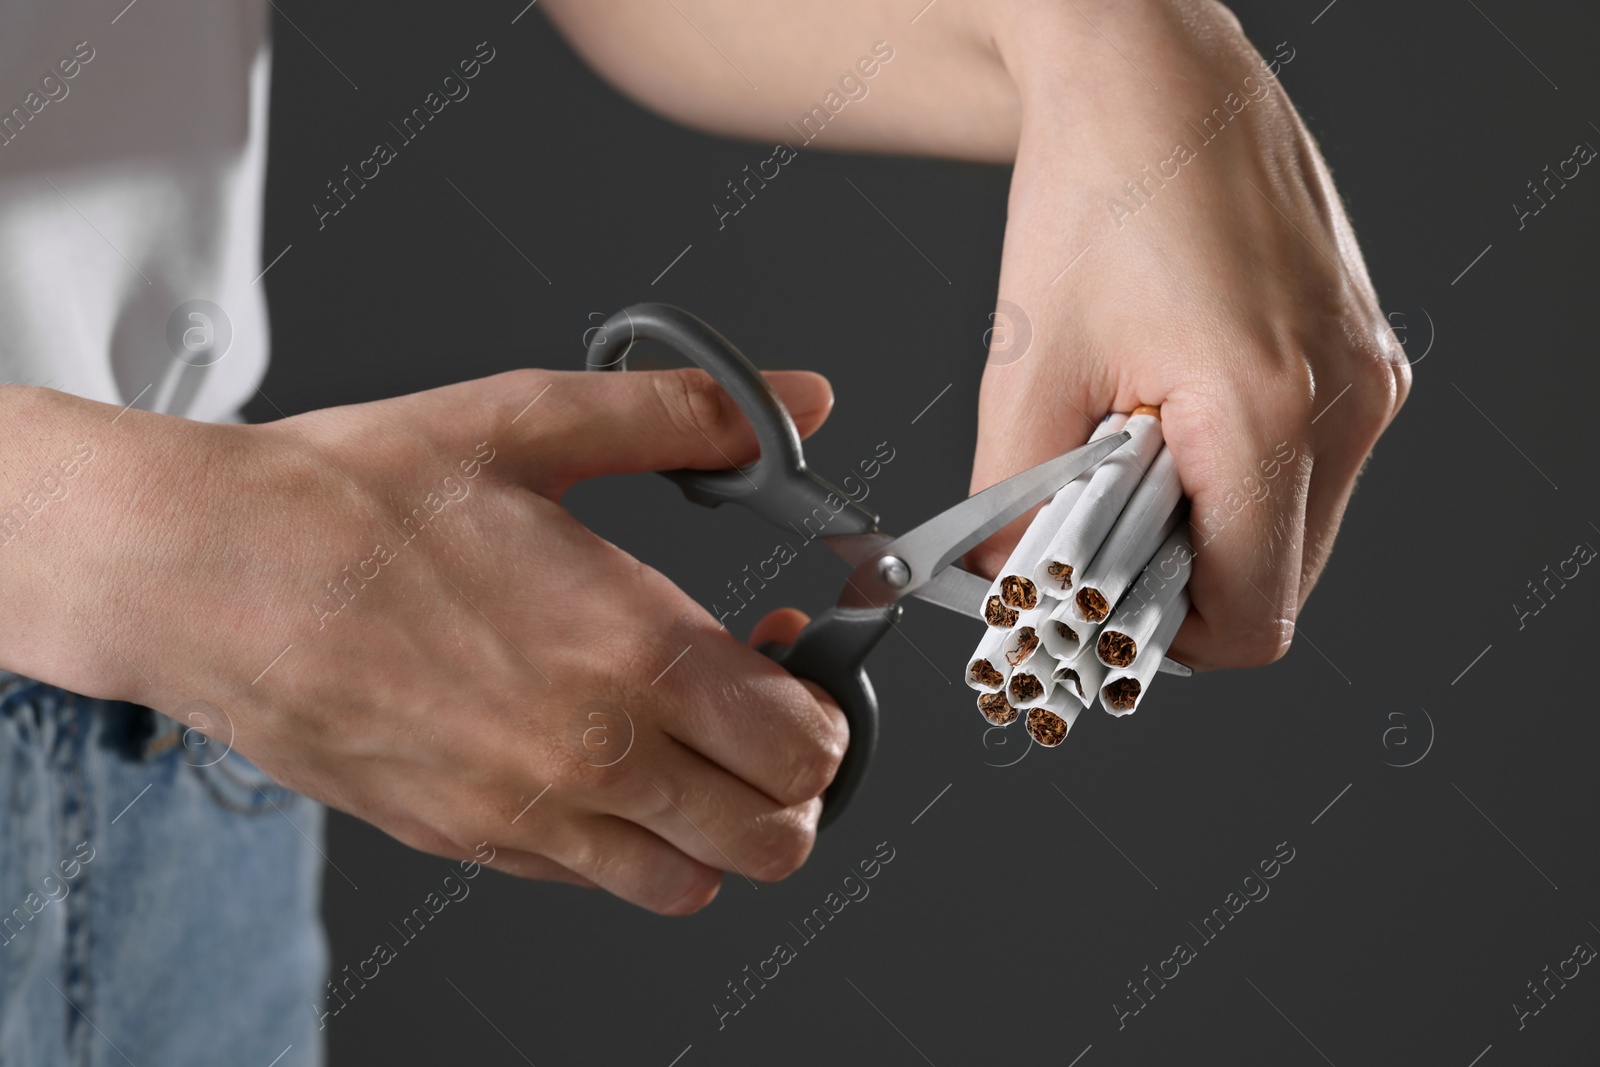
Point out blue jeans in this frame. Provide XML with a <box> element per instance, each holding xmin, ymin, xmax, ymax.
<box><xmin>0</xmin><ymin>673</ymin><xmax>327</xmax><ymax>1066</ymax></box>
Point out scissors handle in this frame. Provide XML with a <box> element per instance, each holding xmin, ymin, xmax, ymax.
<box><xmin>585</xmin><ymin>303</ymin><xmax>884</xmax><ymax>827</ymax></box>
<box><xmin>585</xmin><ymin>304</ymin><xmax>876</xmax><ymax>537</ymax></box>
<box><xmin>758</xmin><ymin>605</ymin><xmax>897</xmax><ymax>829</ymax></box>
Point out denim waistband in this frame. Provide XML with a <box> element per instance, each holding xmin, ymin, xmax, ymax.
<box><xmin>0</xmin><ymin>671</ymin><xmax>169</xmax><ymax>762</ymax></box>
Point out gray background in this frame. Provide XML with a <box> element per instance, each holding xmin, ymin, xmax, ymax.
<box><xmin>249</xmin><ymin>1</ymin><xmax>1600</xmax><ymax>1063</ymax></box>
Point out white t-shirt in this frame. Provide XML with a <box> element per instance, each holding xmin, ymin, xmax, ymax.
<box><xmin>0</xmin><ymin>0</ymin><xmax>269</xmax><ymax>422</ymax></box>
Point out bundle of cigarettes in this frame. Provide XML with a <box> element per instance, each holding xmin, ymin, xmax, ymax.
<box><xmin>965</xmin><ymin>408</ymin><xmax>1194</xmax><ymax>748</ymax></box>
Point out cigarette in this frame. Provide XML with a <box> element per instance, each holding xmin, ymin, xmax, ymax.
<box><xmin>1032</xmin><ymin>414</ymin><xmax>1164</xmax><ymax>594</ymax></box>
<box><xmin>1039</xmin><ymin>615</ymin><xmax>1080</xmax><ymax>660</ymax></box>
<box><xmin>1006</xmin><ymin>658</ymin><xmax>1056</xmax><ymax>709</ymax></box>
<box><xmin>1052</xmin><ymin>650</ymin><xmax>1109</xmax><ymax>708</ymax></box>
<box><xmin>977</xmin><ymin>691</ymin><xmax>1019</xmax><ymax>726</ymax></box>
<box><xmin>1046</xmin><ymin>595</ymin><xmax>1106</xmax><ymax>667</ymax></box>
<box><xmin>1069</xmin><ymin>446</ymin><xmax>1184</xmax><ymax>624</ymax></box>
<box><xmin>983</xmin><ymin>414</ymin><xmax>1131</xmax><ymax>610</ymax></box>
<box><xmin>1024</xmin><ymin>687</ymin><xmax>1083</xmax><ymax>748</ymax></box>
<box><xmin>982</xmin><ymin>594</ymin><xmax>1020</xmax><ymax>629</ymax></box>
<box><xmin>1001</xmin><ymin>607</ymin><xmax>1050</xmax><ymax>669</ymax></box>
<box><xmin>1096</xmin><ymin>525</ymin><xmax>1193</xmax><ymax>669</ymax></box>
<box><xmin>1100</xmin><ymin>588</ymin><xmax>1190</xmax><ymax>717</ymax></box>
<box><xmin>965</xmin><ymin>627</ymin><xmax>1010</xmax><ymax>693</ymax></box>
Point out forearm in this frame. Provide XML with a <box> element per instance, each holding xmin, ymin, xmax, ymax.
<box><xmin>0</xmin><ymin>385</ymin><xmax>201</xmax><ymax>704</ymax></box>
<box><xmin>540</xmin><ymin>0</ymin><xmax>1026</xmax><ymax>160</ymax></box>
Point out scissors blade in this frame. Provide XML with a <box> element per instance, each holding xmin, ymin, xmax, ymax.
<box><xmin>883</xmin><ymin>431</ymin><xmax>1129</xmax><ymax>598</ymax></box>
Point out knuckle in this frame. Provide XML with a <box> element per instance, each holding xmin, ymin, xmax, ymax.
<box><xmin>777</xmin><ymin>713</ymin><xmax>848</xmax><ymax>806</ymax></box>
<box><xmin>1230</xmin><ymin>619</ymin><xmax>1295</xmax><ymax>668</ymax></box>
<box><xmin>751</xmin><ymin>812</ymin><xmax>818</xmax><ymax>882</ymax></box>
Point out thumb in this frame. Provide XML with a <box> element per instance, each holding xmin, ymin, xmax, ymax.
<box><xmin>502</xmin><ymin>367</ymin><xmax>832</xmax><ymax>495</ymax></box>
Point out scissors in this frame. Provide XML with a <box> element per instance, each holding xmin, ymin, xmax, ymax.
<box><xmin>586</xmin><ymin>303</ymin><xmax>1189</xmax><ymax>827</ymax></box>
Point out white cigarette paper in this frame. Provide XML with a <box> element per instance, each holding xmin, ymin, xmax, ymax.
<box><xmin>965</xmin><ymin>627</ymin><xmax>1011</xmax><ymax>693</ymax></box>
<box><xmin>1100</xmin><ymin>589</ymin><xmax>1190</xmax><ymax>717</ymax></box>
<box><xmin>1006</xmin><ymin>656</ymin><xmax>1056</xmax><ymax>709</ymax></box>
<box><xmin>1001</xmin><ymin>607</ymin><xmax>1051</xmax><ymax>670</ymax></box>
<box><xmin>1097</xmin><ymin>525</ymin><xmax>1194</xmax><ymax>669</ymax></box>
<box><xmin>1046</xmin><ymin>597</ymin><xmax>1105</xmax><ymax>666</ymax></box>
<box><xmin>984</xmin><ymin>414</ymin><xmax>1131</xmax><ymax>612</ymax></box>
<box><xmin>1068</xmin><ymin>446</ymin><xmax>1184</xmax><ymax>625</ymax></box>
<box><xmin>1032</xmin><ymin>414</ymin><xmax>1165</xmax><ymax>595</ymax></box>
<box><xmin>1039</xmin><ymin>612</ymin><xmax>1083</xmax><ymax>661</ymax></box>
<box><xmin>1052</xmin><ymin>651</ymin><xmax>1109</xmax><ymax>709</ymax></box>
<box><xmin>1024</xmin><ymin>686</ymin><xmax>1083</xmax><ymax>747</ymax></box>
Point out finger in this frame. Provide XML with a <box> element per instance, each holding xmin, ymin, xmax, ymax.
<box><xmin>477</xmin><ymin>848</ymin><xmax>599</xmax><ymax>889</ymax></box>
<box><xmin>656</xmin><ymin>627</ymin><xmax>848</xmax><ymax>809</ymax></box>
<box><xmin>486</xmin><ymin>367</ymin><xmax>833</xmax><ymax>494</ymax></box>
<box><xmin>963</xmin><ymin>375</ymin><xmax>1100</xmax><ymax>579</ymax></box>
<box><xmin>1162</xmin><ymin>386</ymin><xmax>1311</xmax><ymax>671</ymax></box>
<box><xmin>598</xmin><ymin>733</ymin><xmax>822</xmax><ymax>884</ymax></box>
<box><xmin>535</xmin><ymin>811</ymin><xmax>725</xmax><ymax>915</ymax></box>
<box><xmin>747</xmin><ymin>606</ymin><xmax>810</xmax><ymax>649</ymax></box>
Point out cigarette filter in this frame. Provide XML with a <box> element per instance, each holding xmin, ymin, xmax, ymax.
<box><xmin>1032</xmin><ymin>414</ymin><xmax>1164</xmax><ymax>594</ymax></box>
<box><xmin>986</xmin><ymin>415</ymin><xmax>1131</xmax><ymax>610</ymax></box>
<box><xmin>1097</xmin><ymin>525</ymin><xmax>1193</xmax><ymax>669</ymax></box>
<box><xmin>1100</xmin><ymin>588</ymin><xmax>1190</xmax><ymax>717</ymax></box>
<box><xmin>1069</xmin><ymin>447</ymin><xmax>1184</xmax><ymax>625</ymax></box>
<box><xmin>966</xmin><ymin>626</ymin><xmax>1011</xmax><ymax>692</ymax></box>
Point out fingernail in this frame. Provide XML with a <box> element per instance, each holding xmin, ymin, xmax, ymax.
<box><xmin>768</xmin><ymin>372</ymin><xmax>833</xmax><ymax>418</ymax></box>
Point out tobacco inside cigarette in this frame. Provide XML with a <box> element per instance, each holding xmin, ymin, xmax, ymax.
<box><xmin>1039</xmin><ymin>616</ymin><xmax>1079</xmax><ymax>660</ymax></box>
<box><xmin>999</xmin><ymin>574</ymin><xmax>1038</xmax><ymax>611</ymax></box>
<box><xmin>1056</xmin><ymin>649</ymin><xmax>1108</xmax><ymax>708</ymax></box>
<box><xmin>1005</xmin><ymin>626</ymin><xmax>1040</xmax><ymax>667</ymax></box>
<box><xmin>1075</xmin><ymin>587</ymin><xmax>1111</xmax><ymax>623</ymax></box>
<box><xmin>977</xmin><ymin>691</ymin><xmax>1018</xmax><ymax>725</ymax></box>
<box><xmin>1103</xmin><ymin>677</ymin><xmax>1141</xmax><ymax>711</ymax></box>
<box><xmin>1044</xmin><ymin>560</ymin><xmax>1074</xmax><ymax>592</ymax></box>
<box><xmin>1097</xmin><ymin>630</ymin><xmax>1137</xmax><ymax>668</ymax></box>
<box><xmin>1027</xmin><ymin>707</ymin><xmax>1070</xmax><ymax>747</ymax></box>
<box><xmin>965</xmin><ymin>626</ymin><xmax>1010</xmax><ymax>693</ymax></box>
<box><xmin>984</xmin><ymin>595</ymin><xmax>1019</xmax><ymax>629</ymax></box>
<box><xmin>1008</xmin><ymin>670</ymin><xmax>1046</xmax><ymax>705</ymax></box>
<box><xmin>969</xmin><ymin>659</ymin><xmax>1005</xmax><ymax>689</ymax></box>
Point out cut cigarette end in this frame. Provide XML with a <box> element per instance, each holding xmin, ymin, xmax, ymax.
<box><xmin>1076</xmin><ymin>587</ymin><xmax>1110</xmax><ymax>623</ymax></box>
<box><xmin>984</xmin><ymin>595</ymin><xmax>1019</xmax><ymax>628</ymax></box>
<box><xmin>999</xmin><ymin>575</ymin><xmax>1038</xmax><ymax>610</ymax></box>
<box><xmin>978</xmin><ymin>692</ymin><xmax>1017</xmax><ymax>726</ymax></box>
<box><xmin>1055</xmin><ymin>621</ymin><xmax>1077</xmax><ymax>645</ymax></box>
<box><xmin>1045</xmin><ymin>560</ymin><xmax>1073</xmax><ymax>591</ymax></box>
<box><xmin>969</xmin><ymin>659</ymin><xmax>1005</xmax><ymax>689</ymax></box>
<box><xmin>1004</xmin><ymin>627</ymin><xmax>1040</xmax><ymax>668</ymax></box>
<box><xmin>1008</xmin><ymin>670</ymin><xmax>1045</xmax><ymax>704</ymax></box>
<box><xmin>1004</xmin><ymin>668</ymin><xmax>1043</xmax><ymax>710</ymax></box>
<box><xmin>1055</xmin><ymin>667</ymin><xmax>1082</xmax><ymax>700</ymax></box>
<box><xmin>1027</xmin><ymin>708</ymin><xmax>1070</xmax><ymax>747</ymax></box>
<box><xmin>1098</xmin><ymin>631</ymin><xmax>1137</xmax><ymax>669</ymax></box>
<box><xmin>1104</xmin><ymin>677</ymin><xmax>1141</xmax><ymax>712</ymax></box>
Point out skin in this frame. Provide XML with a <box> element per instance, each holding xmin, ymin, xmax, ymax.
<box><xmin>0</xmin><ymin>0</ymin><xmax>1408</xmax><ymax>914</ymax></box>
<box><xmin>543</xmin><ymin>0</ymin><xmax>1410</xmax><ymax>666</ymax></box>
